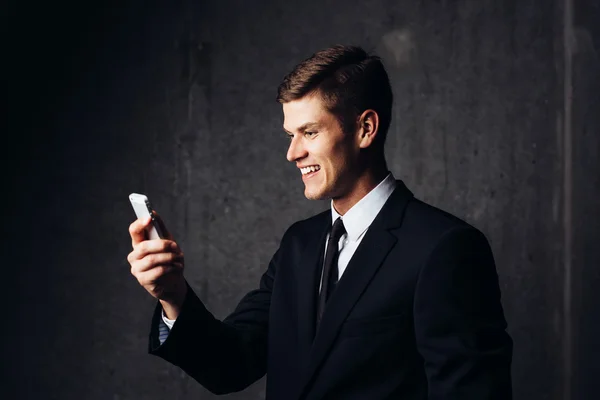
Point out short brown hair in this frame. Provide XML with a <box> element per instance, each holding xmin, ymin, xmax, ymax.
<box><xmin>277</xmin><ymin>45</ymin><xmax>393</xmax><ymax>149</ymax></box>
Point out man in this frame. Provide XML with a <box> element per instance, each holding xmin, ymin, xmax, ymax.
<box><xmin>127</xmin><ymin>45</ymin><xmax>513</xmax><ymax>399</ymax></box>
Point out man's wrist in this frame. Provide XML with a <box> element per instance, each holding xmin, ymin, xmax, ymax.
<box><xmin>159</xmin><ymin>282</ymin><xmax>188</xmax><ymax>320</ymax></box>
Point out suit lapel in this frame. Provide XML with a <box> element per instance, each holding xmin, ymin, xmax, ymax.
<box><xmin>297</xmin><ymin>181</ymin><xmax>414</xmax><ymax>399</ymax></box>
<box><xmin>296</xmin><ymin>212</ymin><xmax>331</xmax><ymax>373</ymax></box>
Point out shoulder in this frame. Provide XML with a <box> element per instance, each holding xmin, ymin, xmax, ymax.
<box><xmin>397</xmin><ymin>196</ymin><xmax>489</xmax><ymax>251</ymax></box>
<box><xmin>283</xmin><ymin>209</ymin><xmax>329</xmax><ymax>237</ymax></box>
<box><xmin>276</xmin><ymin>209</ymin><xmax>329</xmax><ymax>248</ymax></box>
<box><xmin>406</xmin><ymin>197</ymin><xmax>471</xmax><ymax>230</ymax></box>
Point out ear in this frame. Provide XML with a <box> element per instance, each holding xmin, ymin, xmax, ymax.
<box><xmin>357</xmin><ymin>110</ymin><xmax>379</xmax><ymax>149</ymax></box>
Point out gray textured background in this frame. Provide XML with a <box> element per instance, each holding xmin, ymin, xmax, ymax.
<box><xmin>4</xmin><ymin>0</ymin><xmax>599</xmax><ymax>399</ymax></box>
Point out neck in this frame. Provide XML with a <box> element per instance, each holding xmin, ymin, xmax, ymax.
<box><xmin>332</xmin><ymin>159</ymin><xmax>389</xmax><ymax>215</ymax></box>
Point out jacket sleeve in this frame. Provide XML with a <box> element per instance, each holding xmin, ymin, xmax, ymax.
<box><xmin>147</xmin><ymin>244</ymin><xmax>282</xmax><ymax>395</ymax></box>
<box><xmin>414</xmin><ymin>226</ymin><xmax>513</xmax><ymax>399</ymax></box>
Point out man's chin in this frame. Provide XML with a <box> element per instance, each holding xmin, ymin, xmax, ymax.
<box><xmin>303</xmin><ymin>186</ymin><xmax>328</xmax><ymax>201</ymax></box>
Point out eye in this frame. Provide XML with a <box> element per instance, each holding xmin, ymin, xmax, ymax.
<box><xmin>285</xmin><ymin>132</ymin><xmax>294</xmax><ymax>140</ymax></box>
<box><xmin>304</xmin><ymin>131</ymin><xmax>317</xmax><ymax>137</ymax></box>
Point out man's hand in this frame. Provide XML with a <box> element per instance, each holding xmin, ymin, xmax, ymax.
<box><xmin>127</xmin><ymin>213</ymin><xmax>187</xmax><ymax>319</ymax></box>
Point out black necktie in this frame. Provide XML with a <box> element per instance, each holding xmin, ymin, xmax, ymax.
<box><xmin>317</xmin><ymin>217</ymin><xmax>346</xmax><ymax>327</ymax></box>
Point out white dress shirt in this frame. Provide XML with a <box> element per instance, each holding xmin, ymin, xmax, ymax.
<box><xmin>162</xmin><ymin>173</ymin><xmax>398</xmax><ymax>332</ymax></box>
<box><xmin>322</xmin><ymin>172</ymin><xmax>397</xmax><ymax>286</ymax></box>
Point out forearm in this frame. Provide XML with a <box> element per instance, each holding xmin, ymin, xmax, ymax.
<box><xmin>150</xmin><ymin>284</ymin><xmax>269</xmax><ymax>394</ymax></box>
<box><xmin>149</xmin><ymin>243</ymin><xmax>280</xmax><ymax>394</ymax></box>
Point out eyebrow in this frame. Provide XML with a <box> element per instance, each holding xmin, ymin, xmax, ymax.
<box><xmin>283</xmin><ymin>122</ymin><xmax>320</xmax><ymax>134</ymax></box>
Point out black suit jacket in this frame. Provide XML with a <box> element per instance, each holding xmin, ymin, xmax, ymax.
<box><xmin>149</xmin><ymin>181</ymin><xmax>513</xmax><ymax>399</ymax></box>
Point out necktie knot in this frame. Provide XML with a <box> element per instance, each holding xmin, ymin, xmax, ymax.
<box><xmin>330</xmin><ymin>217</ymin><xmax>346</xmax><ymax>244</ymax></box>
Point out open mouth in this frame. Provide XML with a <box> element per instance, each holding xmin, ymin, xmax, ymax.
<box><xmin>300</xmin><ymin>165</ymin><xmax>320</xmax><ymax>179</ymax></box>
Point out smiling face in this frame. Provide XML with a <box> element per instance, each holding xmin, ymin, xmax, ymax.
<box><xmin>283</xmin><ymin>93</ymin><xmax>361</xmax><ymax>203</ymax></box>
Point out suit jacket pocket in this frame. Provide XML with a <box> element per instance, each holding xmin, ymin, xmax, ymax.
<box><xmin>339</xmin><ymin>313</ymin><xmax>405</xmax><ymax>337</ymax></box>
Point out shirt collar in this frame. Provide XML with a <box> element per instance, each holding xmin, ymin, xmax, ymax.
<box><xmin>330</xmin><ymin>172</ymin><xmax>397</xmax><ymax>241</ymax></box>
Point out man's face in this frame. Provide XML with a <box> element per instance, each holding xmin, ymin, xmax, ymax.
<box><xmin>283</xmin><ymin>94</ymin><xmax>360</xmax><ymax>201</ymax></box>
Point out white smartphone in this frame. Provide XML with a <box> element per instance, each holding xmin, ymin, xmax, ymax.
<box><xmin>129</xmin><ymin>193</ymin><xmax>165</xmax><ymax>240</ymax></box>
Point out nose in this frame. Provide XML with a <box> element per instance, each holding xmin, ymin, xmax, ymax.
<box><xmin>286</xmin><ymin>135</ymin><xmax>307</xmax><ymax>162</ymax></box>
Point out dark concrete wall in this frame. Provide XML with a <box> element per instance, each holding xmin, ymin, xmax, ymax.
<box><xmin>4</xmin><ymin>0</ymin><xmax>598</xmax><ymax>399</ymax></box>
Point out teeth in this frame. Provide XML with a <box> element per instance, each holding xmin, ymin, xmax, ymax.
<box><xmin>301</xmin><ymin>165</ymin><xmax>320</xmax><ymax>175</ymax></box>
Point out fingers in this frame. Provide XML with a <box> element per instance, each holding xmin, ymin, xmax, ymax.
<box><xmin>137</xmin><ymin>262</ymin><xmax>183</xmax><ymax>284</ymax></box>
<box><xmin>127</xmin><ymin>211</ymin><xmax>185</xmax><ymax>302</ymax></box>
<box><xmin>129</xmin><ymin>217</ymin><xmax>152</xmax><ymax>246</ymax></box>
<box><xmin>135</xmin><ymin>262</ymin><xmax>184</xmax><ymax>287</ymax></box>
<box><xmin>138</xmin><ymin>253</ymin><xmax>183</xmax><ymax>273</ymax></box>
<box><xmin>128</xmin><ymin>248</ymin><xmax>184</xmax><ymax>273</ymax></box>
<box><xmin>131</xmin><ymin>239</ymin><xmax>181</xmax><ymax>259</ymax></box>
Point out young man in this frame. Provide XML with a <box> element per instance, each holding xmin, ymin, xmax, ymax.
<box><xmin>128</xmin><ymin>45</ymin><xmax>513</xmax><ymax>399</ymax></box>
